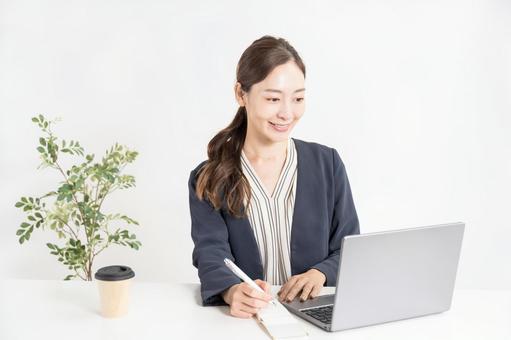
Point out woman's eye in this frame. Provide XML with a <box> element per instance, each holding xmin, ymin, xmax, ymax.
<box><xmin>265</xmin><ymin>97</ymin><xmax>304</xmax><ymax>102</ymax></box>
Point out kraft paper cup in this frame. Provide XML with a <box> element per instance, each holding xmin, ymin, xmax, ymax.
<box><xmin>95</xmin><ymin>265</ymin><xmax>135</xmax><ymax>318</ymax></box>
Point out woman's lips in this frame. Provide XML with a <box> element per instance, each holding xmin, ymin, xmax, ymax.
<box><xmin>269</xmin><ymin>121</ymin><xmax>291</xmax><ymax>132</ymax></box>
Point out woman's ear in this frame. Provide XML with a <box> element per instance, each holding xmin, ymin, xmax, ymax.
<box><xmin>234</xmin><ymin>82</ymin><xmax>246</xmax><ymax>107</ymax></box>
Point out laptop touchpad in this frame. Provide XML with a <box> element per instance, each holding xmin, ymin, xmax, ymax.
<box><xmin>283</xmin><ymin>294</ymin><xmax>335</xmax><ymax>310</ymax></box>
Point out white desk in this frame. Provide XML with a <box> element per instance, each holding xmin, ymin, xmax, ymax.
<box><xmin>0</xmin><ymin>280</ymin><xmax>509</xmax><ymax>340</ymax></box>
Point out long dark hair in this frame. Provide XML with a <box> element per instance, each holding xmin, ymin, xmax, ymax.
<box><xmin>196</xmin><ymin>35</ymin><xmax>306</xmax><ymax>217</ymax></box>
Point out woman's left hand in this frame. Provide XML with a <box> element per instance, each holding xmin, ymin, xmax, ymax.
<box><xmin>278</xmin><ymin>268</ymin><xmax>326</xmax><ymax>302</ymax></box>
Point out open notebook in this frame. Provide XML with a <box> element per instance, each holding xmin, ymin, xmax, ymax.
<box><xmin>255</xmin><ymin>287</ymin><xmax>309</xmax><ymax>340</ymax></box>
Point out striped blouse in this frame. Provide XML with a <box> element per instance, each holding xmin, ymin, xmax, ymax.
<box><xmin>240</xmin><ymin>138</ymin><xmax>298</xmax><ymax>285</ymax></box>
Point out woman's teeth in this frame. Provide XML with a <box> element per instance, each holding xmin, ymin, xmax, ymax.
<box><xmin>270</xmin><ymin>122</ymin><xmax>290</xmax><ymax>131</ymax></box>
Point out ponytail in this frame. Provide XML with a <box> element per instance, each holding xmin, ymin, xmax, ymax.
<box><xmin>195</xmin><ymin>106</ymin><xmax>251</xmax><ymax>217</ymax></box>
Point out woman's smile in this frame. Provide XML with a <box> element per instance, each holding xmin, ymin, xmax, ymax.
<box><xmin>269</xmin><ymin>121</ymin><xmax>292</xmax><ymax>132</ymax></box>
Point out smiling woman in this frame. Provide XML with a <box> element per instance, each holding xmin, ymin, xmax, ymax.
<box><xmin>188</xmin><ymin>35</ymin><xmax>360</xmax><ymax>319</ymax></box>
<box><xmin>240</xmin><ymin>61</ymin><xmax>306</xmax><ymax>141</ymax></box>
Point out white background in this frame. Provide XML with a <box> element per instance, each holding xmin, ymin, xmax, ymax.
<box><xmin>1</xmin><ymin>0</ymin><xmax>509</xmax><ymax>289</ymax></box>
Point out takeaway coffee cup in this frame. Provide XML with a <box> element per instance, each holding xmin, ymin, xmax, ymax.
<box><xmin>95</xmin><ymin>265</ymin><xmax>135</xmax><ymax>318</ymax></box>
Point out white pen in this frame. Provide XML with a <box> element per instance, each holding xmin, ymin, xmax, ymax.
<box><xmin>224</xmin><ymin>258</ymin><xmax>277</xmax><ymax>306</ymax></box>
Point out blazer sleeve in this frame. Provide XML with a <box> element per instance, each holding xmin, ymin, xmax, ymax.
<box><xmin>188</xmin><ymin>168</ymin><xmax>242</xmax><ymax>306</ymax></box>
<box><xmin>311</xmin><ymin>148</ymin><xmax>360</xmax><ymax>286</ymax></box>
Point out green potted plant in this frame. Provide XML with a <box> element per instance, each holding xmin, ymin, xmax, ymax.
<box><xmin>15</xmin><ymin>114</ymin><xmax>142</xmax><ymax>281</ymax></box>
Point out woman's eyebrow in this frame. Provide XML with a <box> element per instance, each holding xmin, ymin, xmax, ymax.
<box><xmin>263</xmin><ymin>88</ymin><xmax>306</xmax><ymax>94</ymax></box>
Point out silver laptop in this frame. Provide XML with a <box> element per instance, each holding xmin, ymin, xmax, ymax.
<box><xmin>282</xmin><ymin>222</ymin><xmax>465</xmax><ymax>331</ymax></box>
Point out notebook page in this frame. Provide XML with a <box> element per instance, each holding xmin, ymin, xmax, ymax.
<box><xmin>256</xmin><ymin>300</ymin><xmax>308</xmax><ymax>339</ymax></box>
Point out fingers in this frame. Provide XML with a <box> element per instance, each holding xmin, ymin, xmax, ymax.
<box><xmin>300</xmin><ymin>282</ymin><xmax>315</xmax><ymax>301</ymax></box>
<box><xmin>229</xmin><ymin>282</ymin><xmax>273</xmax><ymax>318</ymax></box>
<box><xmin>231</xmin><ymin>300</ymin><xmax>260</xmax><ymax>315</ymax></box>
<box><xmin>279</xmin><ymin>276</ymin><xmax>306</xmax><ymax>302</ymax></box>
<box><xmin>310</xmin><ymin>284</ymin><xmax>322</xmax><ymax>299</ymax></box>
<box><xmin>279</xmin><ymin>269</ymin><xmax>328</xmax><ymax>302</ymax></box>
<box><xmin>279</xmin><ymin>275</ymin><xmax>321</xmax><ymax>302</ymax></box>
<box><xmin>285</xmin><ymin>278</ymin><xmax>307</xmax><ymax>302</ymax></box>
<box><xmin>240</xmin><ymin>282</ymin><xmax>272</xmax><ymax>301</ymax></box>
<box><xmin>278</xmin><ymin>276</ymin><xmax>298</xmax><ymax>301</ymax></box>
<box><xmin>255</xmin><ymin>279</ymin><xmax>271</xmax><ymax>294</ymax></box>
<box><xmin>242</xmin><ymin>296</ymin><xmax>269</xmax><ymax>309</ymax></box>
<box><xmin>229</xmin><ymin>306</ymin><xmax>253</xmax><ymax>319</ymax></box>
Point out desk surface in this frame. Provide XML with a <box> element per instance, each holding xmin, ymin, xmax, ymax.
<box><xmin>0</xmin><ymin>280</ymin><xmax>510</xmax><ymax>340</ymax></box>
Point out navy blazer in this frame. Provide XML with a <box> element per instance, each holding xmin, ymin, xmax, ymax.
<box><xmin>188</xmin><ymin>138</ymin><xmax>360</xmax><ymax>306</ymax></box>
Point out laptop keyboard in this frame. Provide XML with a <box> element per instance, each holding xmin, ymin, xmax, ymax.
<box><xmin>301</xmin><ymin>305</ymin><xmax>333</xmax><ymax>324</ymax></box>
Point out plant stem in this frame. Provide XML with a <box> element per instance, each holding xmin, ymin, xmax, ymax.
<box><xmin>54</xmin><ymin>216</ymin><xmax>80</xmax><ymax>240</ymax></box>
<box><xmin>74</xmin><ymin>268</ymin><xmax>86</xmax><ymax>281</ymax></box>
<box><xmin>92</xmin><ymin>241</ymin><xmax>109</xmax><ymax>258</ymax></box>
<box><xmin>88</xmin><ymin>181</ymin><xmax>114</xmax><ymax>272</ymax></box>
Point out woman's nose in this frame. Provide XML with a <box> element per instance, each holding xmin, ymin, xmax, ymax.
<box><xmin>276</xmin><ymin>101</ymin><xmax>293</xmax><ymax>121</ymax></box>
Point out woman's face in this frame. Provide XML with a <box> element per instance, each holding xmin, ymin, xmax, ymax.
<box><xmin>236</xmin><ymin>61</ymin><xmax>306</xmax><ymax>144</ymax></box>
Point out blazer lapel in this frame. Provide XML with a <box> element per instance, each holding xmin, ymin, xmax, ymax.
<box><xmin>289</xmin><ymin>138</ymin><xmax>322</xmax><ymax>275</ymax></box>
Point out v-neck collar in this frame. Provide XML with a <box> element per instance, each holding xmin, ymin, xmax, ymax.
<box><xmin>235</xmin><ymin>137</ymin><xmax>309</xmax><ymax>279</ymax></box>
<box><xmin>241</xmin><ymin>138</ymin><xmax>293</xmax><ymax>200</ymax></box>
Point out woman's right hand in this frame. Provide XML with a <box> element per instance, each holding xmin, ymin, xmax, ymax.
<box><xmin>222</xmin><ymin>280</ymin><xmax>273</xmax><ymax>318</ymax></box>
